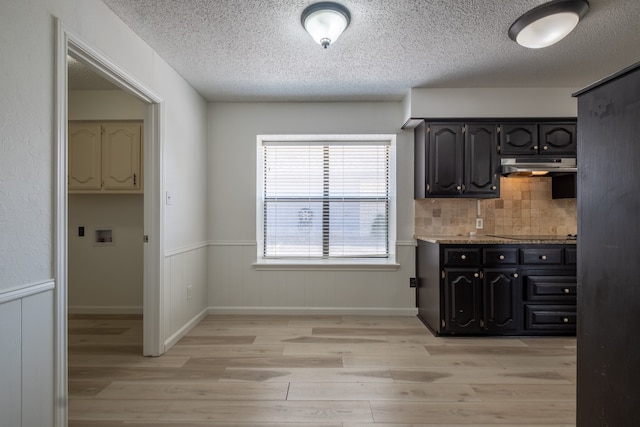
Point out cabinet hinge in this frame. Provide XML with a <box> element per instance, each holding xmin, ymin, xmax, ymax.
<box><xmin>426</xmin><ymin>126</ymin><xmax>430</xmax><ymax>134</ymax></box>
<box><xmin>480</xmin><ymin>320</ymin><xmax>485</xmax><ymax>328</ymax></box>
<box><xmin>480</xmin><ymin>271</ymin><xmax>484</xmax><ymax>279</ymax></box>
<box><xmin>426</xmin><ymin>184</ymin><xmax>430</xmax><ymax>191</ymax></box>
<box><xmin>497</xmin><ymin>126</ymin><xmax>501</xmax><ymax>134</ymax></box>
<box><xmin>497</xmin><ymin>144</ymin><xmax>501</xmax><ymax>153</ymax></box>
<box><xmin>441</xmin><ymin>319</ymin><xmax>446</xmax><ymax>328</ymax></box>
<box><xmin>441</xmin><ymin>270</ymin><xmax>445</xmax><ymax>279</ymax></box>
<box><xmin>462</xmin><ymin>125</ymin><xmax>467</xmax><ymax>134</ymax></box>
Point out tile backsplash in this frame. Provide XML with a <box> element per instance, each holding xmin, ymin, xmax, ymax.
<box><xmin>415</xmin><ymin>177</ymin><xmax>577</xmax><ymax>236</ymax></box>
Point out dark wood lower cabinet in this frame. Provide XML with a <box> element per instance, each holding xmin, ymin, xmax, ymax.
<box><xmin>483</xmin><ymin>268</ymin><xmax>519</xmax><ymax>333</ymax></box>
<box><xmin>416</xmin><ymin>240</ymin><xmax>576</xmax><ymax>336</ymax></box>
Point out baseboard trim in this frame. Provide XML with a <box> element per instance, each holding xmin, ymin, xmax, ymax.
<box><xmin>67</xmin><ymin>306</ymin><xmax>143</xmax><ymax>315</ymax></box>
<box><xmin>207</xmin><ymin>306</ymin><xmax>418</xmax><ymax>316</ymax></box>
<box><xmin>164</xmin><ymin>308</ymin><xmax>209</xmax><ymax>351</ymax></box>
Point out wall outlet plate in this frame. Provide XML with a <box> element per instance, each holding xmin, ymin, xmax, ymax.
<box><xmin>476</xmin><ymin>218</ymin><xmax>483</xmax><ymax>229</ymax></box>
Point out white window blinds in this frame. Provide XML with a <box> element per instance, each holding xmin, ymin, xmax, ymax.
<box><xmin>262</xmin><ymin>140</ymin><xmax>390</xmax><ymax>258</ymax></box>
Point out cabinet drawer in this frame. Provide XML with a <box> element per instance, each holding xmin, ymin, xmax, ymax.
<box><xmin>525</xmin><ymin>305</ymin><xmax>576</xmax><ymax>330</ymax></box>
<box><xmin>483</xmin><ymin>248</ymin><xmax>518</xmax><ymax>265</ymax></box>
<box><xmin>565</xmin><ymin>247</ymin><xmax>577</xmax><ymax>265</ymax></box>
<box><xmin>443</xmin><ymin>248</ymin><xmax>480</xmax><ymax>266</ymax></box>
<box><xmin>526</xmin><ymin>276</ymin><xmax>577</xmax><ymax>300</ymax></box>
<box><xmin>520</xmin><ymin>248</ymin><xmax>563</xmax><ymax>264</ymax></box>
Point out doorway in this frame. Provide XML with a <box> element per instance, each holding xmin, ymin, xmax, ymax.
<box><xmin>55</xmin><ymin>20</ymin><xmax>165</xmax><ymax>427</ymax></box>
<box><xmin>67</xmin><ymin>59</ymin><xmax>145</xmax><ymax>317</ymax></box>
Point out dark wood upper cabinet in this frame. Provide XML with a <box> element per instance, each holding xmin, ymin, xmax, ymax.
<box><xmin>427</xmin><ymin>123</ymin><xmax>465</xmax><ymax>196</ymax></box>
<box><xmin>500</xmin><ymin>122</ymin><xmax>576</xmax><ymax>156</ymax></box>
<box><xmin>499</xmin><ymin>123</ymin><xmax>538</xmax><ymax>155</ymax></box>
<box><xmin>540</xmin><ymin>123</ymin><xmax>577</xmax><ymax>155</ymax></box>
<box><xmin>413</xmin><ymin>118</ymin><xmax>576</xmax><ymax>199</ymax></box>
<box><xmin>464</xmin><ymin>124</ymin><xmax>500</xmax><ymax>196</ymax></box>
<box><xmin>415</xmin><ymin>122</ymin><xmax>499</xmax><ymax>199</ymax></box>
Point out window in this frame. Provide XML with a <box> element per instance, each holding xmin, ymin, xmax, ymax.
<box><xmin>258</xmin><ymin>135</ymin><xmax>394</xmax><ymax>260</ymax></box>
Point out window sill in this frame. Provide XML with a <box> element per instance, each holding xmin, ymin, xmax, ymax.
<box><xmin>253</xmin><ymin>258</ymin><xmax>400</xmax><ymax>271</ymax></box>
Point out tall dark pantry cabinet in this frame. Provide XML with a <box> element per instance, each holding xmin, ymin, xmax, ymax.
<box><xmin>574</xmin><ymin>62</ymin><xmax>640</xmax><ymax>426</ymax></box>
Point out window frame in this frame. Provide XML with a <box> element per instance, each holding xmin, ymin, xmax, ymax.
<box><xmin>256</xmin><ymin>134</ymin><xmax>397</xmax><ymax>268</ymax></box>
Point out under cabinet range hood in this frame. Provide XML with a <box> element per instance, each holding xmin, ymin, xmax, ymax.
<box><xmin>500</xmin><ymin>157</ymin><xmax>577</xmax><ymax>177</ymax></box>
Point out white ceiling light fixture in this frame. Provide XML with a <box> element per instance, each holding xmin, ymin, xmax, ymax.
<box><xmin>509</xmin><ymin>0</ymin><xmax>589</xmax><ymax>49</ymax></box>
<box><xmin>301</xmin><ymin>2</ymin><xmax>351</xmax><ymax>49</ymax></box>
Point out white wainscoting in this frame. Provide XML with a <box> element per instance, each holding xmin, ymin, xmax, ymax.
<box><xmin>163</xmin><ymin>243</ymin><xmax>209</xmax><ymax>350</ymax></box>
<box><xmin>0</xmin><ymin>280</ymin><xmax>55</xmax><ymax>427</ymax></box>
<box><xmin>207</xmin><ymin>241</ymin><xmax>417</xmax><ymax>316</ymax></box>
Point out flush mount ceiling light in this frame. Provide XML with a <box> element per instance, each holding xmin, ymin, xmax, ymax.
<box><xmin>301</xmin><ymin>2</ymin><xmax>351</xmax><ymax>49</ymax></box>
<box><xmin>508</xmin><ymin>0</ymin><xmax>589</xmax><ymax>49</ymax></box>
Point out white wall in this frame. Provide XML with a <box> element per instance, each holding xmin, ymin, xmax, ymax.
<box><xmin>207</xmin><ymin>102</ymin><xmax>417</xmax><ymax>314</ymax></box>
<box><xmin>0</xmin><ymin>1</ymin><xmax>208</xmax><ymax>425</ymax></box>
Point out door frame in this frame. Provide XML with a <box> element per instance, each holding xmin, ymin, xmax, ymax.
<box><xmin>54</xmin><ymin>19</ymin><xmax>165</xmax><ymax>426</ymax></box>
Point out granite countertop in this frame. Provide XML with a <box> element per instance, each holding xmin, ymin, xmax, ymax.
<box><xmin>414</xmin><ymin>234</ymin><xmax>577</xmax><ymax>244</ymax></box>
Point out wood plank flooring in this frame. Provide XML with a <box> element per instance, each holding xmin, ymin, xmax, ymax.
<box><xmin>68</xmin><ymin>314</ymin><xmax>576</xmax><ymax>426</ymax></box>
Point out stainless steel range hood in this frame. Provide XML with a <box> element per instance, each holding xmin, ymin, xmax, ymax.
<box><xmin>500</xmin><ymin>157</ymin><xmax>577</xmax><ymax>177</ymax></box>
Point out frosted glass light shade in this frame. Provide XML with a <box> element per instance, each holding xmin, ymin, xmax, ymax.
<box><xmin>509</xmin><ymin>0</ymin><xmax>589</xmax><ymax>49</ymax></box>
<box><xmin>302</xmin><ymin>2</ymin><xmax>351</xmax><ymax>49</ymax></box>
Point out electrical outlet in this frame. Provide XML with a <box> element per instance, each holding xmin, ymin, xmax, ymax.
<box><xmin>409</xmin><ymin>277</ymin><xmax>417</xmax><ymax>288</ymax></box>
<box><xmin>476</xmin><ymin>218</ymin><xmax>483</xmax><ymax>229</ymax></box>
<box><xmin>187</xmin><ymin>285</ymin><xmax>193</xmax><ymax>300</ymax></box>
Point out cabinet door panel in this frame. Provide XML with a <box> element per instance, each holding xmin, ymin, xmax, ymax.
<box><xmin>464</xmin><ymin>124</ymin><xmax>499</xmax><ymax>196</ymax></box>
<box><xmin>102</xmin><ymin>124</ymin><xmax>142</xmax><ymax>191</ymax></box>
<box><xmin>68</xmin><ymin>123</ymin><xmax>102</xmax><ymax>190</ymax></box>
<box><xmin>540</xmin><ymin>124</ymin><xmax>576</xmax><ymax>155</ymax></box>
<box><xmin>444</xmin><ymin>269</ymin><xmax>482</xmax><ymax>333</ymax></box>
<box><xmin>500</xmin><ymin>124</ymin><xmax>538</xmax><ymax>155</ymax></box>
<box><xmin>427</xmin><ymin>124</ymin><xmax>464</xmax><ymax>196</ymax></box>
<box><xmin>483</xmin><ymin>269</ymin><xmax>519</xmax><ymax>333</ymax></box>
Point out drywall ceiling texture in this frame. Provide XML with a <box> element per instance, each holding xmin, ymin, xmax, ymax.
<box><xmin>102</xmin><ymin>0</ymin><xmax>640</xmax><ymax>102</ymax></box>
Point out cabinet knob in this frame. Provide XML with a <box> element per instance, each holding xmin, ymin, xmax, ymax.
<box><xmin>563</xmin><ymin>288</ymin><xmax>570</xmax><ymax>294</ymax></box>
<box><xmin>491</xmin><ymin>185</ymin><xmax>497</xmax><ymax>190</ymax></box>
<box><xmin>456</xmin><ymin>185</ymin><xmax>462</xmax><ymax>191</ymax></box>
<box><xmin>533</xmin><ymin>145</ymin><xmax>538</xmax><ymax>150</ymax></box>
<box><xmin>543</xmin><ymin>145</ymin><xmax>549</xmax><ymax>150</ymax></box>
<box><xmin>474</xmin><ymin>272</ymin><xmax>479</xmax><ymax>278</ymax></box>
<box><xmin>499</xmin><ymin>255</ymin><xmax>505</xmax><ymax>260</ymax></box>
<box><xmin>513</xmin><ymin>273</ymin><xmax>519</xmax><ymax>278</ymax></box>
<box><xmin>540</xmin><ymin>255</ymin><xmax>547</xmax><ymax>260</ymax></box>
<box><xmin>461</xmin><ymin>254</ymin><xmax>467</xmax><ymax>260</ymax></box>
<box><xmin>563</xmin><ymin>317</ymin><xmax>569</xmax><ymax>323</ymax></box>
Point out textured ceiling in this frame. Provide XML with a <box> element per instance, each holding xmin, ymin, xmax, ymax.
<box><xmin>97</xmin><ymin>0</ymin><xmax>640</xmax><ymax>101</ymax></box>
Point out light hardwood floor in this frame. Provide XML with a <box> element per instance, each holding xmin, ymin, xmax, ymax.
<box><xmin>68</xmin><ymin>314</ymin><xmax>576</xmax><ymax>426</ymax></box>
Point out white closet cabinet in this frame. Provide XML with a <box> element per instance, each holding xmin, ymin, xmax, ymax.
<box><xmin>69</xmin><ymin>122</ymin><xmax>142</xmax><ymax>193</ymax></box>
